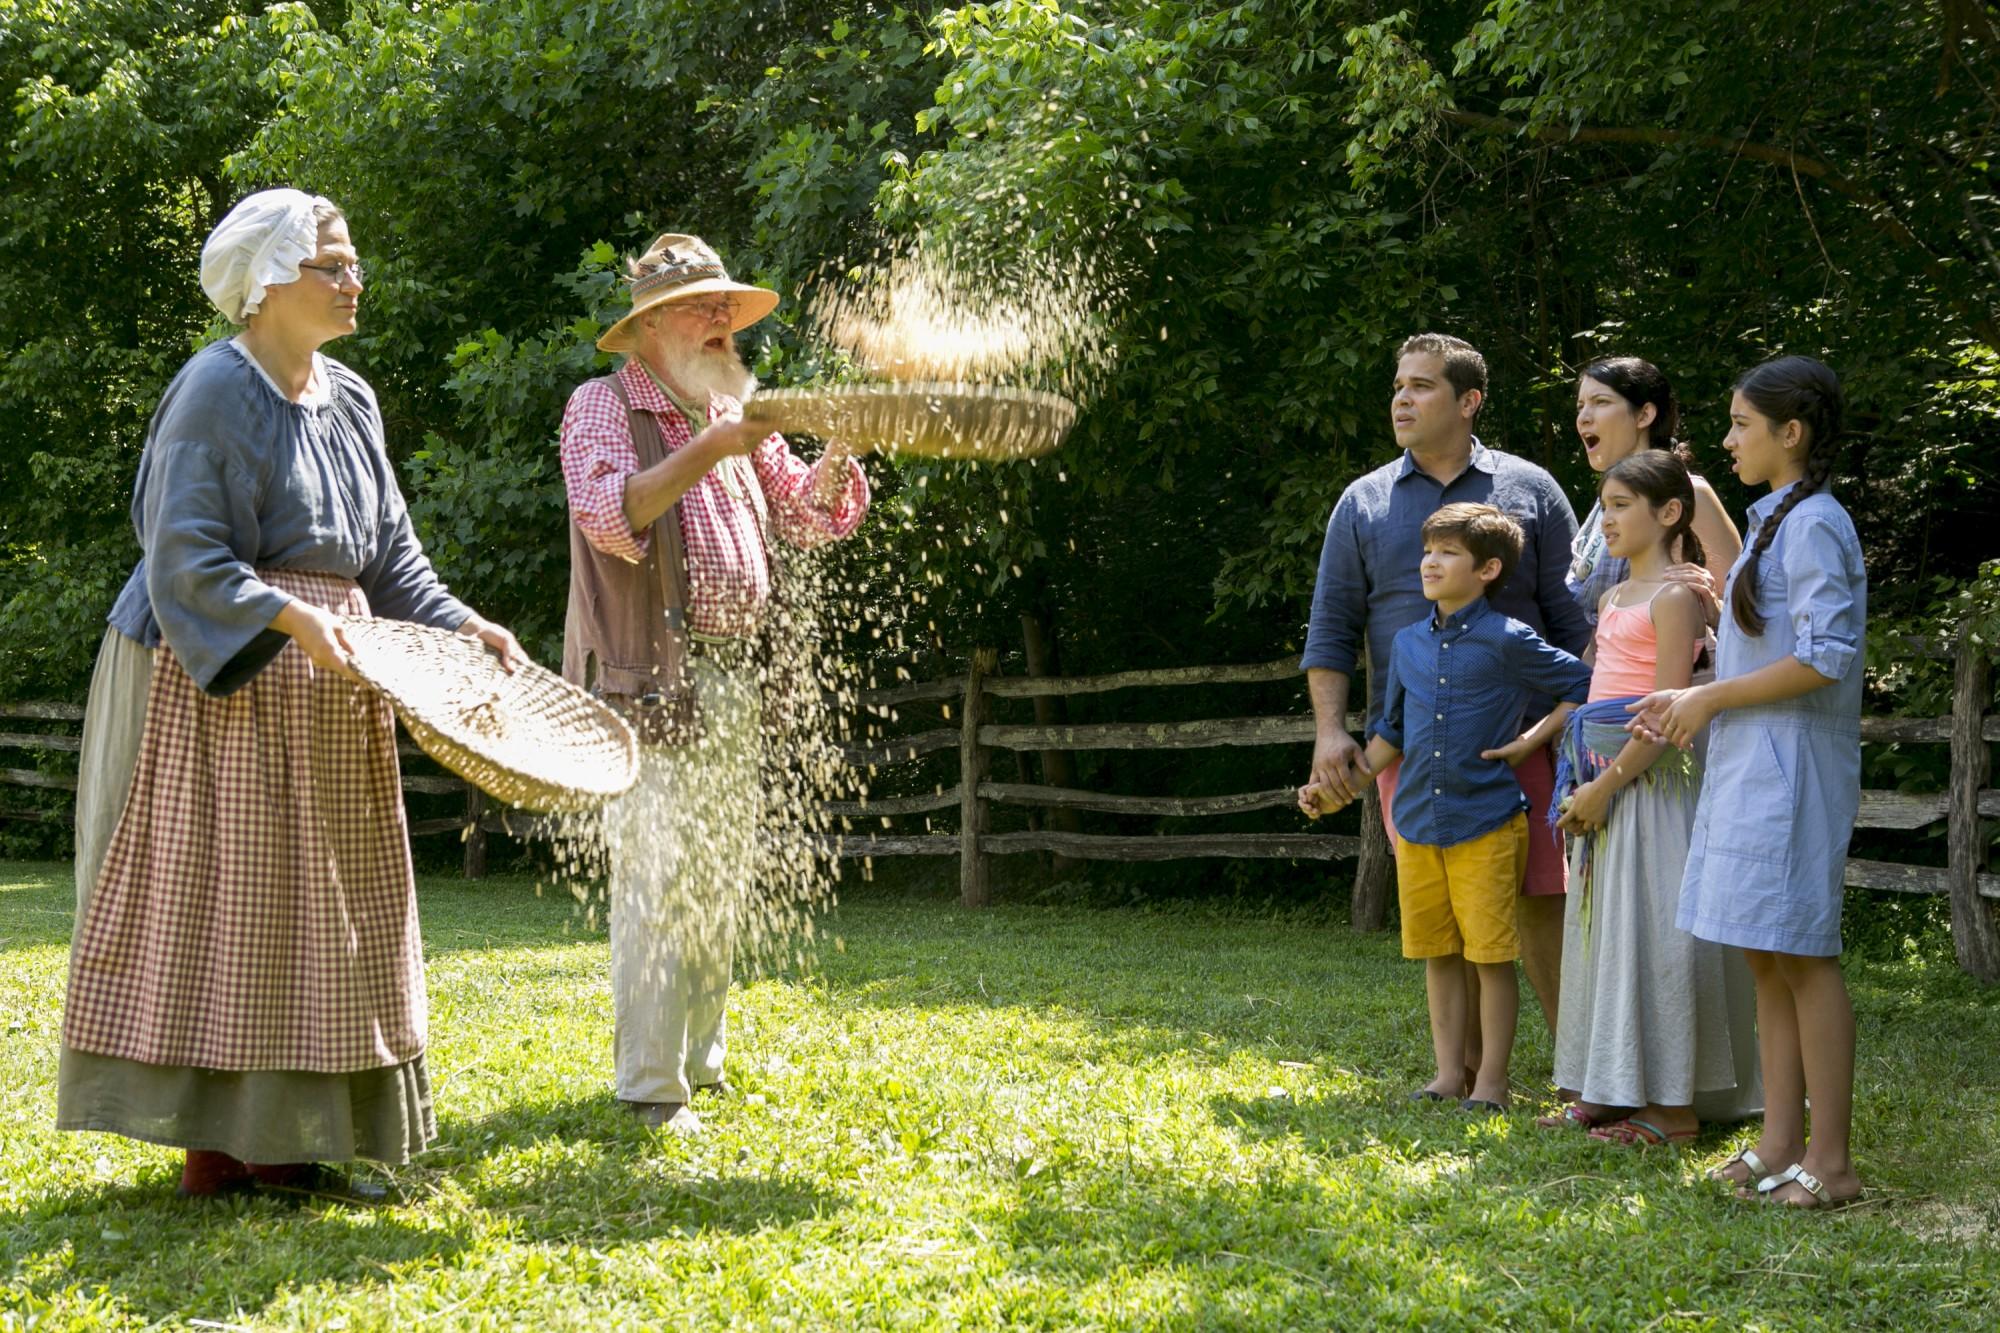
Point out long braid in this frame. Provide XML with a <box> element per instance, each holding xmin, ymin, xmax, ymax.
<box><xmin>1727</xmin><ymin>357</ymin><xmax>1844</xmax><ymax>637</ymax></box>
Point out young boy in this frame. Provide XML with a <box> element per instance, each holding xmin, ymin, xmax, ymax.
<box><xmin>1301</xmin><ymin>503</ymin><xmax>1591</xmax><ymax>1113</ymax></box>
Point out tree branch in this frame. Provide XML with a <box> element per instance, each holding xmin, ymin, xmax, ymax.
<box><xmin>1440</xmin><ymin>109</ymin><xmax>1892</xmax><ymax>220</ymax></box>
<box><xmin>1439</xmin><ymin>107</ymin><xmax>2000</xmax><ymax>349</ymax></box>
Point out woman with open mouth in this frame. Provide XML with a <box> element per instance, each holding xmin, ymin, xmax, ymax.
<box><xmin>1566</xmin><ymin>357</ymin><xmax>1740</xmax><ymax>638</ymax></box>
<box><xmin>1543</xmin><ymin>356</ymin><xmax>1752</xmax><ymax>1134</ymax></box>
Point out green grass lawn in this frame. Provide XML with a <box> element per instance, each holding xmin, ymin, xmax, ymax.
<box><xmin>3</xmin><ymin>860</ymin><xmax>1999</xmax><ymax>1330</ymax></box>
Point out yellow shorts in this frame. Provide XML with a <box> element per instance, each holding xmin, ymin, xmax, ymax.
<box><xmin>1394</xmin><ymin>813</ymin><xmax>1529</xmax><ymax>963</ymax></box>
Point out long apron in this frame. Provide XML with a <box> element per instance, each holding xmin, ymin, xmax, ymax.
<box><xmin>57</xmin><ymin>569</ymin><xmax>434</xmax><ymax>1163</ymax></box>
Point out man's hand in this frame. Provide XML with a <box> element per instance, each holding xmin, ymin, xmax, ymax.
<box><xmin>811</xmin><ymin>438</ymin><xmax>857</xmax><ymax>509</ymax></box>
<box><xmin>271</xmin><ymin>600</ymin><xmax>358</xmax><ymax>682</ymax></box>
<box><xmin>1298</xmin><ymin>781</ymin><xmax>1351</xmax><ymax>819</ymax></box>
<box><xmin>1481</xmin><ymin>730</ymin><xmax>1546</xmax><ymax>769</ymax></box>
<box><xmin>458</xmin><ymin>614</ymin><xmax>526</xmax><ymax>673</ymax></box>
<box><xmin>690</xmin><ymin>413</ymin><xmax>767</xmax><ymax>463</ymax></box>
<box><xmin>1309</xmin><ymin>729</ymin><xmax>1373</xmax><ymax>805</ymax></box>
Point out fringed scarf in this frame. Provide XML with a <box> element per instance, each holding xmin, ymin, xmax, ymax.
<box><xmin>1551</xmin><ymin>696</ymin><xmax>1700</xmax><ymax>951</ymax></box>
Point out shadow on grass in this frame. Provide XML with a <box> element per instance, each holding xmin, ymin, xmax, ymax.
<box><xmin>1206</xmin><ymin>1085</ymin><xmax>1473</xmax><ymax>1159</ymax></box>
<box><xmin>4</xmin><ymin>1099</ymin><xmax>847</xmax><ymax>1324</ymax></box>
<box><xmin>1</xmin><ymin>1174</ymin><xmax>475</xmax><ymax>1321</ymax></box>
<box><xmin>1203</xmin><ymin>1085</ymin><xmax>1735</xmax><ymax>1190</ymax></box>
<box><xmin>432</xmin><ymin>1093</ymin><xmax>852</xmax><ymax>1245</ymax></box>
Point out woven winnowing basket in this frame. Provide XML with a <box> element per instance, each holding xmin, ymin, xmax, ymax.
<box><xmin>742</xmin><ymin>382</ymin><xmax>1077</xmax><ymax>459</ymax></box>
<box><xmin>342</xmin><ymin>619</ymin><xmax>637</xmax><ymax>814</ymax></box>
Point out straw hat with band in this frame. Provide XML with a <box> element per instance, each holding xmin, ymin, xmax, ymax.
<box><xmin>597</xmin><ymin>232</ymin><xmax>780</xmax><ymax>353</ymax></box>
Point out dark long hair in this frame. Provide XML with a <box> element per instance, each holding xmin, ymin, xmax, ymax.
<box><xmin>1603</xmin><ymin>449</ymin><xmax>1706</xmax><ymax>570</ymax></box>
<box><xmin>1580</xmin><ymin>356</ymin><xmax>1688</xmax><ymax>463</ymax></box>
<box><xmin>1728</xmin><ymin>356</ymin><xmax>1844</xmax><ymax>637</ymax></box>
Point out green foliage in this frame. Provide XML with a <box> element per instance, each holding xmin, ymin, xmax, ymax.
<box><xmin>395</xmin><ymin>253</ymin><xmax>626</xmax><ymax>663</ymax></box>
<box><xmin>3</xmin><ymin>0</ymin><xmax>1996</xmax><ymax>902</ymax></box>
<box><xmin>1870</xmin><ymin>558</ymin><xmax>2000</xmax><ymax>719</ymax></box>
<box><xmin>856</xmin><ymin>0</ymin><xmax>1450</xmax><ymax>665</ymax></box>
<box><xmin>0</xmin><ymin>0</ymin><xmax>296</xmax><ymax>698</ymax></box>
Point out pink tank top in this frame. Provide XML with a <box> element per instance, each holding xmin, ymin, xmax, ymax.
<box><xmin>1589</xmin><ymin>593</ymin><xmax>1699</xmax><ymax>700</ymax></box>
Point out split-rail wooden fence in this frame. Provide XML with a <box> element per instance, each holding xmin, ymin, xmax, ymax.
<box><xmin>0</xmin><ymin>705</ymin><xmax>502</xmax><ymax>878</ymax></box>
<box><xmin>5</xmin><ymin>633</ymin><xmax>1997</xmax><ymax>978</ymax></box>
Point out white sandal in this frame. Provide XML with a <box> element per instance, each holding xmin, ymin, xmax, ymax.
<box><xmin>1755</xmin><ymin>1162</ymin><xmax>1860</xmax><ymax>1210</ymax></box>
<box><xmin>1710</xmin><ymin>1147</ymin><xmax>1769</xmax><ymax>1184</ymax></box>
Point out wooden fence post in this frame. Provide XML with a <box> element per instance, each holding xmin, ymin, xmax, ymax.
<box><xmin>959</xmin><ymin>647</ymin><xmax>997</xmax><ymax>908</ymax></box>
<box><xmin>462</xmin><ymin>785</ymin><xmax>488</xmax><ymax>880</ymax></box>
<box><xmin>1350</xmin><ymin>660</ymin><xmax>1393</xmax><ymax>931</ymax></box>
<box><xmin>1352</xmin><ymin>786</ymin><xmax>1394</xmax><ymax>932</ymax></box>
<box><xmin>1948</xmin><ymin>632</ymin><xmax>1999</xmax><ymax>982</ymax></box>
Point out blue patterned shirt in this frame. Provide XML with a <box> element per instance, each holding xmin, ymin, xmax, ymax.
<box><xmin>1376</xmin><ymin>596</ymin><xmax>1592</xmax><ymax>847</ymax></box>
<box><xmin>1301</xmin><ymin>440</ymin><xmax>1592</xmax><ymax>728</ymax></box>
<box><xmin>1564</xmin><ymin>499</ymin><xmax>1628</xmax><ymax>626</ymax></box>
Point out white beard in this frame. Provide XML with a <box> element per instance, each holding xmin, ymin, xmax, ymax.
<box><xmin>660</xmin><ymin>340</ymin><xmax>757</xmax><ymax>406</ymax></box>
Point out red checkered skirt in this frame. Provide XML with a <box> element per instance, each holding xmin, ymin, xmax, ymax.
<box><xmin>63</xmin><ymin>569</ymin><xmax>426</xmax><ymax>1072</ymax></box>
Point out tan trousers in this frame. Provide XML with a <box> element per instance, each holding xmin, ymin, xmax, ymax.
<box><xmin>607</xmin><ymin>660</ymin><xmax>761</xmax><ymax>1105</ymax></box>
<box><xmin>73</xmin><ymin>627</ymin><xmax>152</xmax><ymax>919</ymax></box>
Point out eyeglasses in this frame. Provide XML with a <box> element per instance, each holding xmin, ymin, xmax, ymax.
<box><xmin>299</xmin><ymin>260</ymin><xmax>366</xmax><ymax>284</ymax></box>
<box><xmin>672</xmin><ymin>296</ymin><xmax>739</xmax><ymax>322</ymax></box>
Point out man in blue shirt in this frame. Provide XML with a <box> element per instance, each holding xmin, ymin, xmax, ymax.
<box><xmin>1301</xmin><ymin>333</ymin><xmax>1592</xmax><ymax>1042</ymax></box>
<box><xmin>1302</xmin><ymin>503</ymin><xmax>1590</xmax><ymax>1110</ymax></box>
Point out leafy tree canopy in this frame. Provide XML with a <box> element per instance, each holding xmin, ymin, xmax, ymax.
<box><xmin>2</xmin><ymin>0</ymin><xmax>1994</xmax><ymax>710</ymax></box>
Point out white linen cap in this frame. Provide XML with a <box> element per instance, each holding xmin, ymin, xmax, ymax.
<box><xmin>199</xmin><ymin>188</ymin><xmax>336</xmax><ymax>324</ymax></box>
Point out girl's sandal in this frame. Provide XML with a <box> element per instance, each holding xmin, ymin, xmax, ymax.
<box><xmin>1587</xmin><ymin>1118</ymin><xmax>1699</xmax><ymax>1148</ymax></box>
<box><xmin>1755</xmin><ymin>1163</ymin><xmax>1863</xmax><ymax>1211</ymax></box>
<box><xmin>1709</xmin><ymin>1147</ymin><xmax>1770</xmax><ymax>1187</ymax></box>
<box><xmin>1534</xmin><ymin>1104</ymin><xmax>1604</xmax><ymax>1131</ymax></box>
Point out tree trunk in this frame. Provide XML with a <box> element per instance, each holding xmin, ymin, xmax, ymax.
<box><xmin>1021</xmin><ymin>611</ymin><xmax>1083</xmax><ymax>874</ymax></box>
<box><xmin>958</xmin><ymin>648</ymin><xmax>997</xmax><ymax>908</ymax></box>
<box><xmin>1948</xmin><ymin>632</ymin><xmax>2000</xmax><ymax>981</ymax></box>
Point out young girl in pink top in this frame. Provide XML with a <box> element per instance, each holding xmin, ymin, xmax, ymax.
<box><xmin>1545</xmin><ymin>451</ymin><xmax>1761</xmax><ymax>1144</ymax></box>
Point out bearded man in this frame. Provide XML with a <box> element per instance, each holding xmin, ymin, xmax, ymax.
<box><xmin>559</xmin><ymin>233</ymin><xmax>868</xmax><ymax>1133</ymax></box>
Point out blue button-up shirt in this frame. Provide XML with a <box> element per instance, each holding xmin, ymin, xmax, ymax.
<box><xmin>1301</xmin><ymin>440</ymin><xmax>1592</xmax><ymax>729</ymax></box>
<box><xmin>1376</xmin><ymin>596</ymin><xmax>1592</xmax><ymax>848</ymax></box>
<box><xmin>1712</xmin><ymin>485</ymin><xmax>1865</xmax><ymax>702</ymax></box>
<box><xmin>1679</xmin><ymin>484</ymin><xmax>1866</xmax><ymax>954</ymax></box>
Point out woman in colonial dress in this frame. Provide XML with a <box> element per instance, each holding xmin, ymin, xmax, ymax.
<box><xmin>57</xmin><ymin>189</ymin><xmax>522</xmax><ymax>1198</ymax></box>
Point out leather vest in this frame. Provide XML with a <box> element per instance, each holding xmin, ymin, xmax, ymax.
<box><xmin>561</xmin><ymin>374</ymin><xmax>699</xmax><ymax>744</ymax></box>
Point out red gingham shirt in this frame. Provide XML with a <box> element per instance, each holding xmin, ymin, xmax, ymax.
<box><xmin>560</xmin><ymin>358</ymin><xmax>869</xmax><ymax>637</ymax></box>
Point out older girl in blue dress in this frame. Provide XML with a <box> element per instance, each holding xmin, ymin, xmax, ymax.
<box><xmin>1629</xmin><ymin>356</ymin><xmax>1867</xmax><ymax>1209</ymax></box>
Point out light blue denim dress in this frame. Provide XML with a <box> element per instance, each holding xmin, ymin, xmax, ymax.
<box><xmin>1676</xmin><ymin>485</ymin><xmax>1866</xmax><ymax>956</ymax></box>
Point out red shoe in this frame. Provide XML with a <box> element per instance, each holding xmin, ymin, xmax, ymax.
<box><xmin>178</xmin><ymin>1150</ymin><xmax>252</xmax><ymax>1198</ymax></box>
